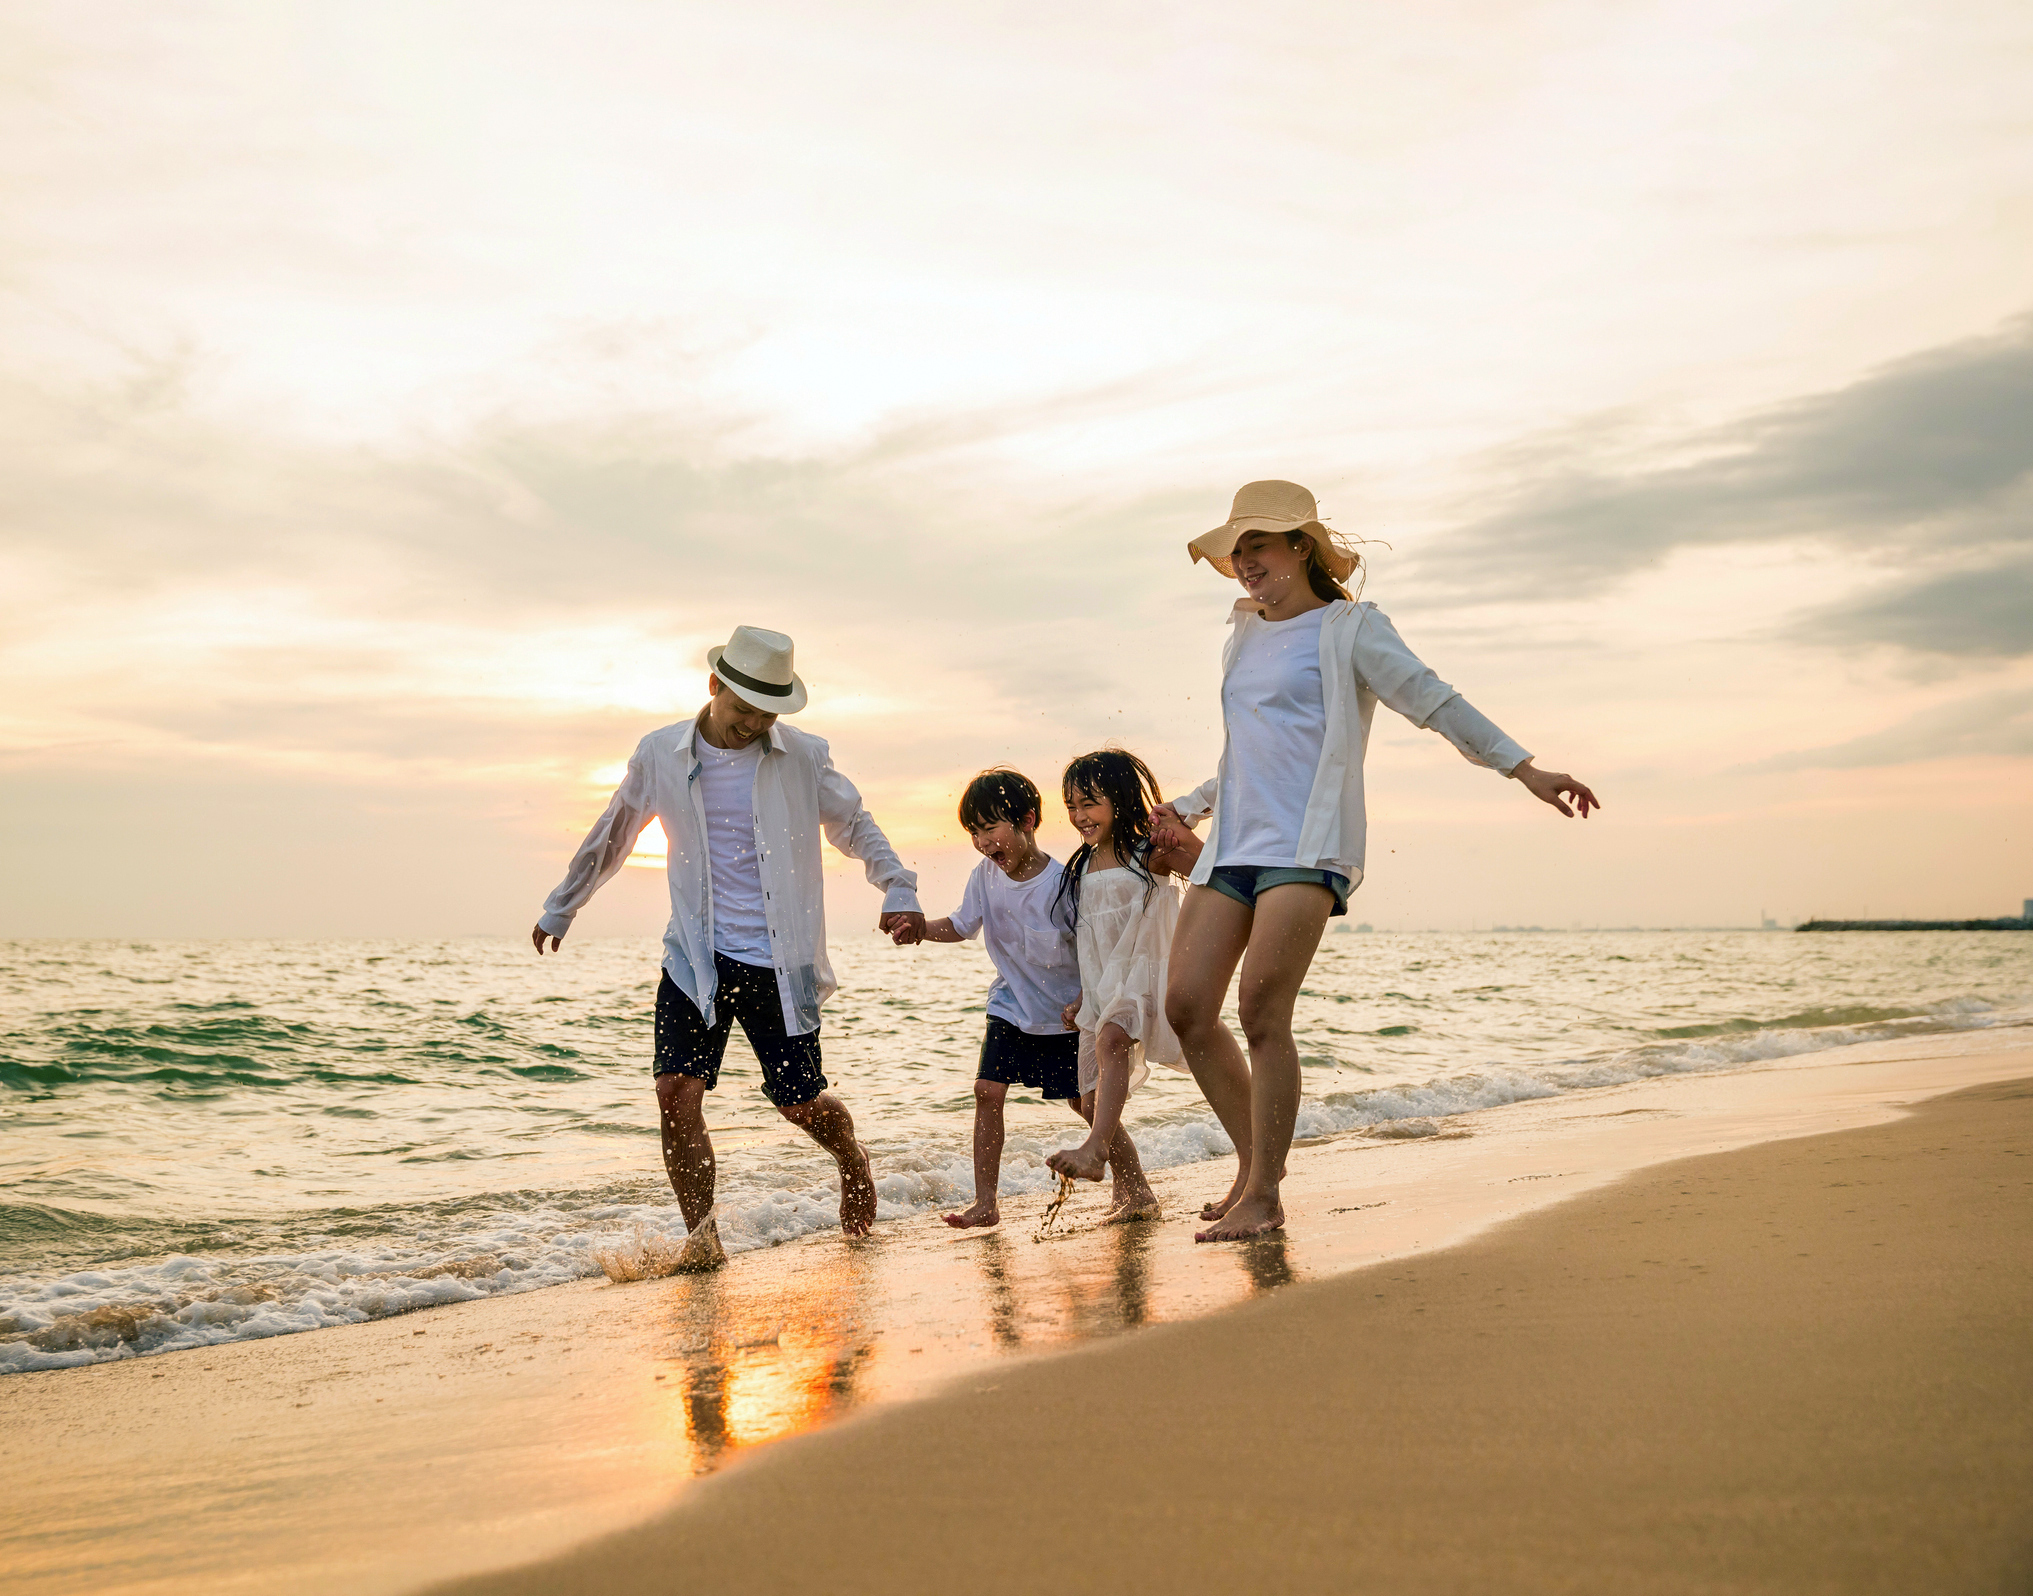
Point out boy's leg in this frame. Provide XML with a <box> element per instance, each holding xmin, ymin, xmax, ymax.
<box><xmin>945</xmin><ymin>1079</ymin><xmax>1009</xmax><ymax>1228</ymax></box>
<box><xmin>1195</xmin><ymin>882</ymin><xmax>1334</xmax><ymax>1243</ymax></box>
<box><xmin>1165</xmin><ymin>885</ymin><xmax>1256</xmax><ymax>1219</ymax></box>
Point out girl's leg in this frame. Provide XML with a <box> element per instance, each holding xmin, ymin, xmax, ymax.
<box><xmin>945</xmin><ymin>1078</ymin><xmax>1009</xmax><ymax>1228</ymax></box>
<box><xmin>1195</xmin><ymin>882</ymin><xmax>1335</xmax><ymax>1243</ymax></box>
<box><xmin>1164</xmin><ymin>885</ymin><xmax>1257</xmax><ymax>1218</ymax></box>
<box><xmin>1063</xmin><ymin>1091</ymin><xmax>1156</xmax><ymax>1220</ymax></box>
<box><xmin>1047</xmin><ymin>1022</ymin><xmax>1136</xmax><ymax>1183</ymax></box>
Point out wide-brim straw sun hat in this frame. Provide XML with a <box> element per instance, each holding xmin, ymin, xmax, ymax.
<box><xmin>707</xmin><ymin>624</ymin><xmax>808</xmax><ymax>714</ymax></box>
<box><xmin>1187</xmin><ymin>479</ymin><xmax>1361</xmax><ymax>583</ymax></box>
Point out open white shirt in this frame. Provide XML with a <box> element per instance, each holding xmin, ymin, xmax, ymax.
<box><xmin>537</xmin><ymin>713</ymin><xmax>920</xmax><ymax>1036</ymax></box>
<box><xmin>948</xmin><ymin>856</ymin><xmax>1082</xmax><ymax>1036</ymax></box>
<box><xmin>1178</xmin><ymin>599</ymin><xmax>1530</xmax><ymax>890</ymax></box>
<box><xmin>694</xmin><ymin>738</ymin><xmax>772</xmax><ymax>965</ymax></box>
<box><xmin>1214</xmin><ymin>606</ymin><xmax>1328</xmax><ymax>869</ymax></box>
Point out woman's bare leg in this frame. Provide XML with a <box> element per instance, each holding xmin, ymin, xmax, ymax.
<box><xmin>1196</xmin><ymin>882</ymin><xmax>1334</xmax><ymax>1242</ymax></box>
<box><xmin>1164</xmin><ymin>886</ymin><xmax>1256</xmax><ymax>1218</ymax></box>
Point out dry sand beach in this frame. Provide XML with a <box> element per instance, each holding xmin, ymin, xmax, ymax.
<box><xmin>3</xmin><ymin>1027</ymin><xmax>2029</xmax><ymax>1594</ymax></box>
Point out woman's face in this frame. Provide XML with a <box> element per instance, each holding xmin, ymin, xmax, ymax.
<box><xmin>1231</xmin><ymin>530</ymin><xmax>1311</xmax><ymax>604</ymax></box>
<box><xmin>1066</xmin><ymin>785</ymin><xmax>1115</xmax><ymax>849</ymax></box>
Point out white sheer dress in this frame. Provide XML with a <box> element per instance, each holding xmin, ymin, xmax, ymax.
<box><xmin>1072</xmin><ymin>864</ymin><xmax>1188</xmax><ymax>1096</ymax></box>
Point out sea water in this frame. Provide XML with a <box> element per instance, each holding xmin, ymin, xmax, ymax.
<box><xmin>3</xmin><ymin>931</ymin><xmax>2028</xmax><ymax>1372</ymax></box>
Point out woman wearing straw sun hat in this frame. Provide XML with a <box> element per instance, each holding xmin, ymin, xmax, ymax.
<box><xmin>1151</xmin><ymin>481</ymin><xmax>1600</xmax><ymax>1242</ymax></box>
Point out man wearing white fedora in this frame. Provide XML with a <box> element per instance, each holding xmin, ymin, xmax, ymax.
<box><xmin>531</xmin><ymin>625</ymin><xmax>924</xmax><ymax>1258</ymax></box>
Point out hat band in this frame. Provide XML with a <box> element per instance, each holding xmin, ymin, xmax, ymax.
<box><xmin>716</xmin><ymin>658</ymin><xmax>795</xmax><ymax>698</ymax></box>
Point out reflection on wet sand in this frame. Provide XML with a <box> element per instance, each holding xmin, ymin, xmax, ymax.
<box><xmin>650</xmin><ymin>1191</ymin><xmax>1312</xmax><ymax>1476</ymax></box>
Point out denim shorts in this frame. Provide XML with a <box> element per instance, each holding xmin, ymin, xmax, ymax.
<box><xmin>1206</xmin><ymin>865</ymin><xmax>1351</xmax><ymax>917</ymax></box>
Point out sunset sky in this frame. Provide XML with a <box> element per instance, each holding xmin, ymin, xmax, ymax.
<box><xmin>5</xmin><ymin>0</ymin><xmax>2030</xmax><ymax>937</ymax></box>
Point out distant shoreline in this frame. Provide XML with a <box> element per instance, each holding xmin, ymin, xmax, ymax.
<box><xmin>1797</xmin><ymin>917</ymin><xmax>2031</xmax><ymax>932</ymax></box>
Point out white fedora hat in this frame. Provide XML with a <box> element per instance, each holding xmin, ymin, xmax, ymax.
<box><xmin>707</xmin><ymin>625</ymin><xmax>807</xmax><ymax>714</ymax></box>
<box><xmin>1187</xmin><ymin>479</ymin><xmax>1361</xmax><ymax>583</ymax></box>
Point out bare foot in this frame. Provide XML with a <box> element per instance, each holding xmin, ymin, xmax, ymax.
<box><xmin>1047</xmin><ymin>1141</ymin><xmax>1108</xmax><ymax>1183</ymax></box>
<box><xmin>942</xmin><ymin>1199</ymin><xmax>1000</xmax><ymax>1229</ymax></box>
<box><xmin>675</xmin><ymin>1210</ymin><xmax>727</xmax><ymax>1273</ymax></box>
<box><xmin>1199</xmin><ymin>1166</ymin><xmax>1250</xmax><ymax>1222</ymax></box>
<box><xmin>1101</xmin><ymin>1194</ymin><xmax>1161</xmax><ymax>1225</ymax></box>
<box><xmin>1194</xmin><ymin>1191</ymin><xmax>1284</xmax><ymax>1243</ymax></box>
<box><xmin>839</xmin><ymin>1142</ymin><xmax>876</xmax><ymax>1236</ymax></box>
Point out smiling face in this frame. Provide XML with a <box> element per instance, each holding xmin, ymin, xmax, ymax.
<box><xmin>1065</xmin><ymin>784</ymin><xmax>1115</xmax><ymax>852</ymax></box>
<box><xmin>702</xmin><ymin>676</ymin><xmax>779</xmax><ymax>749</ymax></box>
<box><xmin>1231</xmin><ymin>529</ymin><xmax>1315</xmax><ymax>606</ymax></box>
<box><xmin>968</xmin><ymin>814</ymin><xmax>1041</xmax><ymax>877</ymax></box>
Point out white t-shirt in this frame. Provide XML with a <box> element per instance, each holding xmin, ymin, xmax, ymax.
<box><xmin>1214</xmin><ymin>606</ymin><xmax>1329</xmax><ymax>869</ymax></box>
<box><xmin>695</xmin><ymin>738</ymin><xmax>773</xmax><ymax>966</ymax></box>
<box><xmin>949</xmin><ymin>856</ymin><xmax>1082</xmax><ymax>1036</ymax></box>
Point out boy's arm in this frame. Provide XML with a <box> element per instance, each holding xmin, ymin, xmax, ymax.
<box><xmin>899</xmin><ymin>916</ymin><xmax>969</xmax><ymax>945</ymax></box>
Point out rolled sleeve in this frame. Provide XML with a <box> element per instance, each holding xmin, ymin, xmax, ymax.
<box><xmin>1425</xmin><ymin>695</ymin><xmax>1532</xmax><ymax>774</ymax></box>
<box><xmin>537</xmin><ymin>744</ymin><xmax>656</xmax><ymax>935</ymax></box>
<box><xmin>815</xmin><ymin>749</ymin><xmax>922</xmax><ymax>914</ymax></box>
<box><xmin>1173</xmin><ymin>777</ymin><xmax>1220</xmax><ymax>825</ymax></box>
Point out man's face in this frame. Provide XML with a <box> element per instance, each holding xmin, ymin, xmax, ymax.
<box><xmin>704</xmin><ymin>678</ymin><xmax>779</xmax><ymax>748</ymax></box>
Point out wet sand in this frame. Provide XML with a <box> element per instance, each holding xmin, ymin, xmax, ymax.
<box><xmin>444</xmin><ymin>1069</ymin><xmax>2033</xmax><ymax>1596</ymax></box>
<box><xmin>3</xmin><ymin>1029</ymin><xmax>2029</xmax><ymax>1594</ymax></box>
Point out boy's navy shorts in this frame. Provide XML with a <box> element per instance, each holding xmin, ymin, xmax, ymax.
<box><xmin>977</xmin><ymin>1015</ymin><xmax>1080</xmax><ymax>1101</ymax></box>
<box><xmin>654</xmin><ymin>955</ymin><xmax>828</xmax><ymax>1109</ymax></box>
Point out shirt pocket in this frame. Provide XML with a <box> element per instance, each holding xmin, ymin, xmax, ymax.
<box><xmin>1023</xmin><ymin>928</ymin><xmax>1077</xmax><ymax>972</ymax></box>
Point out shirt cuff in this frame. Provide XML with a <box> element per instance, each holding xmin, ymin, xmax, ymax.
<box><xmin>536</xmin><ymin>911</ymin><xmax>575</xmax><ymax>937</ymax></box>
<box><xmin>881</xmin><ymin>886</ymin><xmax>922</xmax><ymax>915</ymax></box>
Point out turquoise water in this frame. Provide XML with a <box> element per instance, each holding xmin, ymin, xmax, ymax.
<box><xmin>3</xmin><ymin>930</ymin><xmax>2028</xmax><ymax>1372</ymax></box>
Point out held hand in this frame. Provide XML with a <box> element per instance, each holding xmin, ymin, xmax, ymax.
<box><xmin>1513</xmin><ymin>760</ymin><xmax>1601</xmax><ymax>820</ymax></box>
<box><xmin>1061</xmin><ymin>1000</ymin><xmax>1080</xmax><ymax>1032</ymax></box>
<box><xmin>878</xmin><ymin>911</ymin><xmax>927</xmax><ymax>946</ymax></box>
<box><xmin>1150</xmin><ymin>801</ymin><xmax>1189</xmax><ymax>834</ymax></box>
<box><xmin>530</xmin><ymin>924</ymin><xmax>561</xmax><ymax>955</ymax></box>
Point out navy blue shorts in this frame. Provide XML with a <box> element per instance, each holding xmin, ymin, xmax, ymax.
<box><xmin>654</xmin><ymin>955</ymin><xmax>828</xmax><ymax>1109</ymax></box>
<box><xmin>977</xmin><ymin>1016</ymin><xmax>1080</xmax><ymax>1100</ymax></box>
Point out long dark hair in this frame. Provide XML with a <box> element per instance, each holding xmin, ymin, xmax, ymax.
<box><xmin>1291</xmin><ymin>530</ymin><xmax>1360</xmax><ymax>603</ymax></box>
<box><xmin>1052</xmin><ymin>748</ymin><xmax>1163</xmax><ymax>929</ymax></box>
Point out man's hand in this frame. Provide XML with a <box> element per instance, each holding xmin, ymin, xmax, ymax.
<box><xmin>1512</xmin><ymin>760</ymin><xmax>1601</xmax><ymax>819</ymax></box>
<box><xmin>531</xmin><ymin>924</ymin><xmax>562</xmax><ymax>955</ymax></box>
<box><xmin>879</xmin><ymin>911</ymin><xmax>926</xmax><ymax>945</ymax></box>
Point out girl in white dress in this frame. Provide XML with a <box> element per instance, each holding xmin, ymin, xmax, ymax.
<box><xmin>1154</xmin><ymin>481</ymin><xmax>1601</xmax><ymax>1242</ymax></box>
<box><xmin>1044</xmin><ymin>750</ymin><xmax>1201</xmax><ymax>1220</ymax></box>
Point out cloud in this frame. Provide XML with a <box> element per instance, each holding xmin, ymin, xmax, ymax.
<box><xmin>1426</xmin><ymin>317</ymin><xmax>2033</xmax><ymax>620</ymax></box>
<box><xmin>1794</xmin><ymin>550</ymin><xmax>2033</xmax><ymax>658</ymax></box>
<box><xmin>1738</xmin><ymin>685</ymin><xmax>2033</xmax><ymax>773</ymax></box>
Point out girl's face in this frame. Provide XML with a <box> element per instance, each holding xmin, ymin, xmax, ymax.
<box><xmin>1231</xmin><ymin>530</ymin><xmax>1312</xmax><ymax>604</ymax></box>
<box><xmin>1065</xmin><ymin>786</ymin><xmax>1114</xmax><ymax>849</ymax></box>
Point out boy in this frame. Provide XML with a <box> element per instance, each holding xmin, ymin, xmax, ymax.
<box><xmin>895</xmin><ymin>768</ymin><xmax>1099</xmax><ymax>1229</ymax></box>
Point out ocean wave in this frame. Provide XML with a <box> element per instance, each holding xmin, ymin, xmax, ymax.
<box><xmin>2</xmin><ymin>979</ymin><xmax>2026</xmax><ymax>1375</ymax></box>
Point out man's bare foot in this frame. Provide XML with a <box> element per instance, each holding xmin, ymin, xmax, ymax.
<box><xmin>839</xmin><ymin>1142</ymin><xmax>877</xmax><ymax>1236</ymax></box>
<box><xmin>1199</xmin><ymin>1166</ymin><xmax>1250</xmax><ymax>1222</ymax></box>
<box><xmin>1194</xmin><ymin>1191</ymin><xmax>1284</xmax><ymax>1242</ymax></box>
<box><xmin>1047</xmin><ymin>1142</ymin><xmax>1108</xmax><ymax>1183</ymax></box>
<box><xmin>942</xmin><ymin>1198</ymin><xmax>1000</xmax><ymax>1229</ymax></box>
<box><xmin>1101</xmin><ymin>1194</ymin><xmax>1161</xmax><ymax>1224</ymax></box>
<box><xmin>675</xmin><ymin>1210</ymin><xmax>727</xmax><ymax>1273</ymax></box>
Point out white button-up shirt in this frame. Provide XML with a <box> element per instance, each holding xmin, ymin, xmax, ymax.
<box><xmin>537</xmin><ymin>713</ymin><xmax>921</xmax><ymax>1036</ymax></box>
<box><xmin>1176</xmin><ymin>599</ymin><xmax>1530</xmax><ymax>890</ymax></box>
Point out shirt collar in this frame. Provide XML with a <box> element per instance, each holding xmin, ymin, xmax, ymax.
<box><xmin>677</xmin><ymin>708</ymin><xmax>786</xmax><ymax>759</ymax></box>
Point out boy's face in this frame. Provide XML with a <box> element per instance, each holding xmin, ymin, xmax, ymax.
<box><xmin>968</xmin><ymin>815</ymin><xmax>1038</xmax><ymax>875</ymax></box>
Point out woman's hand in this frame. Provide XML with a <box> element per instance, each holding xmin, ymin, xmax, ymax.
<box><xmin>1512</xmin><ymin>760</ymin><xmax>1601</xmax><ymax>819</ymax></box>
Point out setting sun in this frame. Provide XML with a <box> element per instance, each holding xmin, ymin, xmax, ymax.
<box><xmin>625</xmin><ymin>819</ymin><xmax>668</xmax><ymax>869</ymax></box>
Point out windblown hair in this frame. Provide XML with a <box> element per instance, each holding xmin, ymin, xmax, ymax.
<box><xmin>1052</xmin><ymin>748</ymin><xmax>1164</xmax><ymax>929</ymax></box>
<box><xmin>957</xmin><ymin>767</ymin><xmax>1042</xmax><ymax>833</ymax></box>
<box><xmin>1290</xmin><ymin>529</ymin><xmax>1367</xmax><ymax>604</ymax></box>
